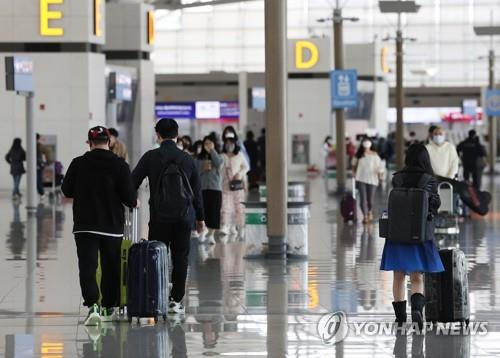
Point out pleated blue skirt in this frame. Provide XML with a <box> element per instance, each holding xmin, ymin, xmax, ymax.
<box><xmin>380</xmin><ymin>240</ymin><xmax>444</xmax><ymax>273</ymax></box>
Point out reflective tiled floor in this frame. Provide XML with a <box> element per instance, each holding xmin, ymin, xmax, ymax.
<box><xmin>0</xmin><ymin>174</ymin><xmax>500</xmax><ymax>357</ymax></box>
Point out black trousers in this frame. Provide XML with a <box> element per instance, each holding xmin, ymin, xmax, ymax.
<box><xmin>149</xmin><ymin>220</ymin><xmax>191</xmax><ymax>302</ymax></box>
<box><xmin>202</xmin><ymin>190</ymin><xmax>222</xmax><ymax>230</ymax></box>
<box><xmin>464</xmin><ymin>166</ymin><xmax>482</xmax><ymax>189</ymax></box>
<box><xmin>37</xmin><ymin>169</ymin><xmax>44</xmax><ymax>196</ymax></box>
<box><xmin>75</xmin><ymin>233</ymin><xmax>122</xmax><ymax>308</ymax></box>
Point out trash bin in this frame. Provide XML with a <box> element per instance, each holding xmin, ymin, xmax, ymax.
<box><xmin>243</xmin><ymin>201</ymin><xmax>311</xmax><ymax>259</ymax></box>
<box><xmin>258</xmin><ymin>181</ymin><xmax>306</xmax><ymax>202</ymax></box>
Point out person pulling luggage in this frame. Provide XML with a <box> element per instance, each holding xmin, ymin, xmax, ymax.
<box><xmin>457</xmin><ymin>129</ymin><xmax>487</xmax><ymax>189</ymax></box>
<box><xmin>380</xmin><ymin>143</ymin><xmax>444</xmax><ymax>330</ymax></box>
<box><xmin>62</xmin><ymin>126</ymin><xmax>138</xmax><ymax>326</ymax></box>
<box><xmin>132</xmin><ymin>118</ymin><xmax>205</xmax><ymax>316</ymax></box>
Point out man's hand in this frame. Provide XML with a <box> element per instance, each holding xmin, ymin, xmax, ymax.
<box><xmin>196</xmin><ymin>221</ymin><xmax>206</xmax><ymax>234</ymax></box>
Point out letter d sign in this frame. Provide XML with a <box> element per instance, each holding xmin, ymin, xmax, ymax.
<box><xmin>295</xmin><ymin>41</ymin><xmax>319</xmax><ymax>70</ymax></box>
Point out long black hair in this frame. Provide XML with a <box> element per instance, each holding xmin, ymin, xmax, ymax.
<box><xmin>404</xmin><ymin>143</ymin><xmax>434</xmax><ymax>175</ymax></box>
<box><xmin>355</xmin><ymin>136</ymin><xmax>372</xmax><ymax>159</ymax></box>
<box><xmin>197</xmin><ymin>137</ymin><xmax>213</xmax><ymax>160</ymax></box>
<box><xmin>11</xmin><ymin>138</ymin><xmax>22</xmax><ymax>151</ymax></box>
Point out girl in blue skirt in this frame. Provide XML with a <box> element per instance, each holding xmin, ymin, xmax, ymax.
<box><xmin>380</xmin><ymin>143</ymin><xmax>444</xmax><ymax>328</ymax></box>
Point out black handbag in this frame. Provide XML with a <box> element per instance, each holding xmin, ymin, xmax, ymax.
<box><xmin>229</xmin><ymin>179</ymin><xmax>244</xmax><ymax>191</ymax></box>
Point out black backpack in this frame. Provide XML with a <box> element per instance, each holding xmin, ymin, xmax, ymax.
<box><xmin>153</xmin><ymin>155</ymin><xmax>193</xmax><ymax>223</ymax></box>
<box><xmin>385</xmin><ymin>173</ymin><xmax>433</xmax><ymax>244</ymax></box>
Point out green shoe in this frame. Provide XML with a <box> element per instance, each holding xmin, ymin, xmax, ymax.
<box><xmin>100</xmin><ymin>307</ymin><xmax>117</xmax><ymax>322</ymax></box>
<box><xmin>84</xmin><ymin>304</ymin><xmax>101</xmax><ymax>326</ymax></box>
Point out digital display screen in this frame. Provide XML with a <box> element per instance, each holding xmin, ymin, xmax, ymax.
<box><xmin>155</xmin><ymin>102</ymin><xmax>195</xmax><ymax>119</ymax></box>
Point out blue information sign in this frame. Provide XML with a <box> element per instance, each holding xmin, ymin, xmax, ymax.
<box><xmin>485</xmin><ymin>89</ymin><xmax>500</xmax><ymax>116</ymax></box>
<box><xmin>331</xmin><ymin>69</ymin><xmax>358</xmax><ymax>109</ymax></box>
<box><xmin>155</xmin><ymin>102</ymin><xmax>195</xmax><ymax>119</ymax></box>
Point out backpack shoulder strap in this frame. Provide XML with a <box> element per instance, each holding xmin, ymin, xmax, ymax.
<box><xmin>416</xmin><ymin>173</ymin><xmax>432</xmax><ymax>189</ymax></box>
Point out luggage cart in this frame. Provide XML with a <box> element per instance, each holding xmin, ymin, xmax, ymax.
<box><xmin>435</xmin><ymin>182</ymin><xmax>460</xmax><ymax>239</ymax></box>
<box><xmin>42</xmin><ymin>162</ymin><xmax>64</xmax><ymax>201</ymax></box>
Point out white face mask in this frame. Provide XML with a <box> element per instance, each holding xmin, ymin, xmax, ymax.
<box><xmin>362</xmin><ymin>141</ymin><xmax>372</xmax><ymax>149</ymax></box>
<box><xmin>433</xmin><ymin>135</ymin><xmax>445</xmax><ymax>145</ymax></box>
<box><xmin>225</xmin><ymin>143</ymin><xmax>235</xmax><ymax>153</ymax></box>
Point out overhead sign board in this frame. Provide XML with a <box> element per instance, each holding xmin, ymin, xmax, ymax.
<box><xmin>5</xmin><ymin>56</ymin><xmax>34</xmax><ymax>92</ymax></box>
<box><xmin>485</xmin><ymin>89</ymin><xmax>500</xmax><ymax>116</ymax></box>
<box><xmin>196</xmin><ymin>101</ymin><xmax>221</xmax><ymax>119</ymax></box>
<box><xmin>220</xmin><ymin>101</ymin><xmax>239</xmax><ymax>119</ymax></box>
<box><xmin>155</xmin><ymin>102</ymin><xmax>195</xmax><ymax>119</ymax></box>
<box><xmin>288</xmin><ymin>38</ymin><xmax>331</xmax><ymax>73</ymax></box>
<box><xmin>331</xmin><ymin>69</ymin><xmax>358</xmax><ymax>109</ymax></box>
<box><xmin>109</xmin><ymin>72</ymin><xmax>132</xmax><ymax>102</ymax></box>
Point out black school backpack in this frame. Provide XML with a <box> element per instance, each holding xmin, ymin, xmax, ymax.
<box><xmin>153</xmin><ymin>155</ymin><xmax>193</xmax><ymax>223</ymax></box>
<box><xmin>387</xmin><ymin>173</ymin><xmax>433</xmax><ymax>244</ymax></box>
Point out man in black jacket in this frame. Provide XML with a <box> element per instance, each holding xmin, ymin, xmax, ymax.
<box><xmin>457</xmin><ymin>130</ymin><xmax>487</xmax><ymax>189</ymax></box>
<box><xmin>62</xmin><ymin>126</ymin><xmax>137</xmax><ymax>326</ymax></box>
<box><xmin>132</xmin><ymin>118</ymin><xmax>205</xmax><ymax>315</ymax></box>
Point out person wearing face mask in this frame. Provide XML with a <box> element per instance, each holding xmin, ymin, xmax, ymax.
<box><xmin>222</xmin><ymin>126</ymin><xmax>250</xmax><ymax>167</ymax></box>
<box><xmin>353</xmin><ymin>137</ymin><xmax>386</xmax><ymax>224</ymax></box>
<box><xmin>197</xmin><ymin>137</ymin><xmax>224</xmax><ymax>245</ymax></box>
<box><xmin>425</xmin><ymin>126</ymin><xmax>459</xmax><ymax>179</ymax></box>
<box><xmin>220</xmin><ymin>138</ymin><xmax>250</xmax><ymax>237</ymax></box>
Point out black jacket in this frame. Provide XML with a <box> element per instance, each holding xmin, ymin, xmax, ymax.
<box><xmin>5</xmin><ymin>148</ymin><xmax>26</xmax><ymax>175</ymax></box>
<box><xmin>457</xmin><ymin>137</ymin><xmax>486</xmax><ymax>169</ymax></box>
<box><xmin>132</xmin><ymin>140</ymin><xmax>204</xmax><ymax>223</ymax></box>
<box><xmin>61</xmin><ymin>149</ymin><xmax>137</xmax><ymax>235</ymax></box>
<box><xmin>392</xmin><ymin>168</ymin><xmax>441</xmax><ymax>216</ymax></box>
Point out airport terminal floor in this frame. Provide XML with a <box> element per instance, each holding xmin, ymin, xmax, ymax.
<box><xmin>0</xmin><ymin>174</ymin><xmax>499</xmax><ymax>357</ymax></box>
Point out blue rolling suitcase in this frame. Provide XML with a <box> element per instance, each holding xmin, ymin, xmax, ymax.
<box><xmin>127</xmin><ymin>239</ymin><xmax>169</xmax><ymax>324</ymax></box>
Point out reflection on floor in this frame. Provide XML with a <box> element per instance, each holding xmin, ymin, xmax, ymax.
<box><xmin>0</xmin><ymin>174</ymin><xmax>499</xmax><ymax>357</ymax></box>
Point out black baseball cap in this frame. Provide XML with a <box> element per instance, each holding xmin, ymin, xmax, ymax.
<box><xmin>88</xmin><ymin>126</ymin><xmax>110</xmax><ymax>141</ymax></box>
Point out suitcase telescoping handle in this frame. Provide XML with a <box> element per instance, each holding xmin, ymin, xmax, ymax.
<box><xmin>131</xmin><ymin>207</ymin><xmax>138</xmax><ymax>243</ymax></box>
<box><xmin>125</xmin><ymin>207</ymin><xmax>139</xmax><ymax>243</ymax></box>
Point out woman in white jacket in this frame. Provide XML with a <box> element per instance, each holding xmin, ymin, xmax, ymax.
<box><xmin>221</xmin><ymin>137</ymin><xmax>250</xmax><ymax>237</ymax></box>
<box><xmin>425</xmin><ymin>126</ymin><xmax>459</xmax><ymax>179</ymax></box>
<box><xmin>353</xmin><ymin>138</ymin><xmax>385</xmax><ymax>224</ymax></box>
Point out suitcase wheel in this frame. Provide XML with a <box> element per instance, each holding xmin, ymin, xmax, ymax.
<box><xmin>163</xmin><ymin>314</ymin><xmax>167</xmax><ymax>322</ymax></box>
<box><xmin>127</xmin><ymin>315</ymin><xmax>132</xmax><ymax>324</ymax></box>
<box><xmin>154</xmin><ymin>316</ymin><xmax>159</xmax><ymax>324</ymax></box>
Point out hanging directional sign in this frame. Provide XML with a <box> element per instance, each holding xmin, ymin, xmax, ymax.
<box><xmin>331</xmin><ymin>69</ymin><xmax>358</xmax><ymax>109</ymax></box>
<box><xmin>485</xmin><ymin>89</ymin><xmax>500</xmax><ymax>116</ymax></box>
<box><xmin>5</xmin><ymin>56</ymin><xmax>34</xmax><ymax>92</ymax></box>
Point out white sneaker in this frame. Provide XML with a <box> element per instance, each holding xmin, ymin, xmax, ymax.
<box><xmin>100</xmin><ymin>307</ymin><xmax>119</xmax><ymax>322</ymax></box>
<box><xmin>84</xmin><ymin>304</ymin><xmax>101</xmax><ymax>326</ymax></box>
<box><xmin>168</xmin><ymin>299</ymin><xmax>185</xmax><ymax>315</ymax></box>
<box><xmin>219</xmin><ymin>225</ymin><xmax>229</xmax><ymax>236</ymax></box>
<box><xmin>206</xmin><ymin>234</ymin><xmax>216</xmax><ymax>245</ymax></box>
<box><xmin>191</xmin><ymin>230</ymin><xmax>200</xmax><ymax>238</ymax></box>
<box><xmin>198</xmin><ymin>233</ymin><xmax>207</xmax><ymax>244</ymax></box>
<box><xmin>229</xmin><ymin>226</ymin><xmax>238</xmax><ymax>235</ymax></box>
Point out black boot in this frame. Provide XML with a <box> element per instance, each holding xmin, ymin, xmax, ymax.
<box><xmin>392</xmin><ymin>301</ymin><xmax>407</xmax><ymax>327</ymax></box>
<box><xmin>411</xmin><ymin>293</ymin><xmax>425</xmax><ymax>331</ymax></box>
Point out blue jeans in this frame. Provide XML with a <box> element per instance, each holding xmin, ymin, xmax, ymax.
<box><xmin>12</xmin><ymin>174</ymin><xmax>22</xmax><ymax>195</ymax></box>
